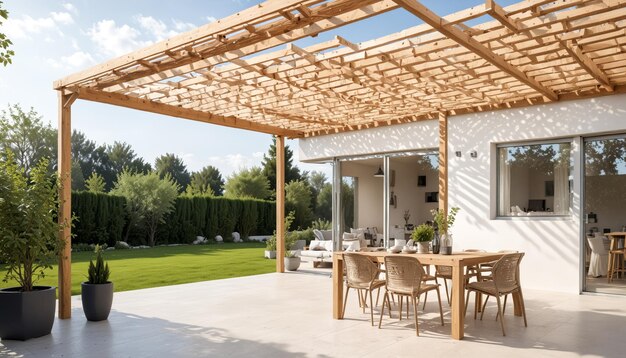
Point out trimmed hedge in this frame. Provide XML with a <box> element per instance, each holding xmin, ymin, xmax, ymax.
<box><xmin>72</xmin><ymin>192</ymin><xmax>276</xmax><ymax>246</ymax></box>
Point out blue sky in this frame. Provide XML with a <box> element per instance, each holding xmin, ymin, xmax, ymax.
<box><xmin>0</xmin><ymin>0</ymin><xmax>517</xmax><ymax>179</ymax></box>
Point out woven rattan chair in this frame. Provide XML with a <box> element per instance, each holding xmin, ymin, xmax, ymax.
<box><xmin>464</xmin><ymin>253</ymin><xmax>527</xmax><ymax>336</ymax></box>
<box><xmin>378</xmin><ymin>256</ymin><xmax>444</xmax><ymax>336</ymax></box>
<box><xmin>343</xmin><ymin>253</ymin><xmax>385</xmax><ymax>325</ymax></box>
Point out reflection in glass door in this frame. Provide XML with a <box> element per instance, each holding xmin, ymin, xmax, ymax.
<box><xmin>583</xmin><ymin>134</ymin><xmax>626</xmax><ymax>294</ymax></box>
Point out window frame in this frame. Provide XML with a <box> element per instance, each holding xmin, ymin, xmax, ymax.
<box><xmin>495</xmin><ymin>138</ymin><xmax>574</xmax><ymax>219</ymax></box>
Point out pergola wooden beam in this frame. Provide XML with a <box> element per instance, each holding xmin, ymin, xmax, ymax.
<box><xmin>561</xmin><ymin>39</ymin><xmax>614</xmax><ymax>92</ymax></box>
<box><xmin>392</xmin><ymin>0</ymin><xmax>559</xmax><ymax>101</ymax></box>
<box><xmin>276</xmin><ymin>135</ymin><xmax>286</xmax><ymax>273</ymax></box>
<box><xmin>74</xmin><ymin>87</ymin><xmax>303</xmax><ymax>138</ymax></box>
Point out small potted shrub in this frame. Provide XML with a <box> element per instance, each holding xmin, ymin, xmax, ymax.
<box><xmin>264</xmin><ymin>236</ymin><xmax>277</xmax><ymax>259</ymax></box>
<box><xmin>283</xmin><ymin>231</ymin><xmax>301</xmax><ymax>271</ymax></box>
<box><xmin>81</xmin><ymin>245</ymin><xmax>113</xmax><ymax>321</ymax></box>
<box><xmin>0</xmin><ymin>154</ymin><xmax>65</xmax><ymax>340</ymax></box>
<box><xmin>411</xmin><ymin>224</ymin><xmax>434</xmax><ymax>253</ymax></box>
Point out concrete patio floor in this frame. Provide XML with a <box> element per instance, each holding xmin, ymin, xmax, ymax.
<box><xmin>1</xmin><ymin>260</ymin><xmax>625</xmax><ymax>358</ymax></box>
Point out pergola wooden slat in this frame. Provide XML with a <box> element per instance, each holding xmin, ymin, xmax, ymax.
<box><xmin>54</xmin><ymin>0</ymin><xmax>626</xmax><ymax>329</ymax></box>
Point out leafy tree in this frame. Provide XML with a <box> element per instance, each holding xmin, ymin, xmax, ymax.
<box><xmin>85</xmin><ymin>172</ymin><xmax>106</xmax><ymax>193</ymax></box>
<box><xmin>261</xmin><ymin>137</ymin><xmax>301</xmax><ymax>196</ymax></box>
<box><xmin>108</xmin><ymin>141</ymin><xmax>152</xmax><ymax>175</ymax></box>
<box><xmin>72</xmin><ymin>130</ymin><xmax>98</xmax><ymax>185</ymax></box>
<box><xmin>224</xmin><ymin>166</ymin><xmax>271</xmax><ymax>199</ymax></box>
<box><xmin>0</xmin><ymin>1</ymin><xmax>14</xmax><ymax>66</ymax></box>
<box><xmin>0</xmin><ymin>105</ymin><xmax>56</xmax><ymax>174</ymax></box>
<box><xmin>315</xmin><ymin>183</ymin><xmax>332</xmax><ymax>221</ymax></box>
<box><xmin>186</xmin><ymin>165</ymin><xmax>223</xmax><ymax>196</ymax></box>
<box><xmin>285</xmin><ymin>179</ymin><xmax>313</xmax><ymax>230</ymax></box>
<box><xmin>111</xmin><ymin>171</ymin><xmax>179</xmax><ymax>246</ymax></box>
<box><xmin>71</xmin><ymin>160</ymin><xmax>85</xmax><ymax>190</ymax></box>
<box><xmin>307</xmin><ymin>171</ymin><xmax>327</xmax><ymax>214</ymax></box>
<box><xmin>155</xmin><ymin>153</ymin><xmax>190</xmax><ymax>193</ymax></box>
<box><xmin>0</xmin><ymin>152</ymin><xmax>64</xmax><ymax>291</ymax></box>
<box><xmin>585</xmin><ymin>139</ymin><xmax>626</xmax><ymax>176</ymax></box>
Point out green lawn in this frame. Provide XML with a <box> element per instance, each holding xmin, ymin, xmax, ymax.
<box><xmin>0</xmin><ymin>243</ymin><xmax>275</xmax><ymax>295</ymax></box>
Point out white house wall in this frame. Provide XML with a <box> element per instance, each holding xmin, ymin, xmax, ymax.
<box><xmin>299</xmin><ymin>93</ymin><xmax>626</xmax><ymax>294</ymax></box>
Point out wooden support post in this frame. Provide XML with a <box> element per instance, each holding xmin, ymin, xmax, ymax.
<box><xmin>276</xmin><ymin>135</ymin><xmax>285</xmax><ymax>273</ymax></box>
<box><xmin>451</xmin><ymin>262</ymin><xmax>465</xmax><ymax>340</ymax></box>
<box><xmin>58</xmin><ymin>92</ymin><xmax>74</xmax><ymax>319</ymax></box>
<box><xmin>438</xmin><ymin>111</ymin><xmax>448</xmax><ymax>215</ymax></box>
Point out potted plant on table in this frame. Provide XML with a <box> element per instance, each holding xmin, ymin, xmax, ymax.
<box><xmin>0</xmin><ymin>154</ymin><xmax>65</xmax><ymax>341</ymax></box>
<box><xmin>411</xmin><ymin>224</ymin><xmax>434</xmax><ymax>253</ymax></box>
<box><xmin>431</xmin><ymin>207</ymin><xmax>460</xmax><ymax>255</ymax></box>
<box><xmin>82</xmin><ymin>245</ymin><xmax>114</xmax><ymax>321</ymax></box>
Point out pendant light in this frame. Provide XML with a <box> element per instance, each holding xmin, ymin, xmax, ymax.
<box><xmin>373</xmin><ymin>166</ymin><xmax>384</xmax><ymax>177</ymax></box>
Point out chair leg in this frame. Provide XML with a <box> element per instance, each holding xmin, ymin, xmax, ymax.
<box><xmin>481</xmin><ymin>296</ymin><xmax>489</xmax><ymax>321</ymax></box>
<box><xmin>378</xmin><ymin>292</ymin><xmax>387</xmax><ymax>329</ymax></box>
<box><xmin>464</xmin><ymin>289</ymin><xmax>471</xmax><ymax>318</ymax></box>
<box><xmin>375</xmin><ymin>287</ymin><xmax>381</xmax><ymax>307</ymax></box>
<box><xmin>502</xmin><ymin>294</ymin><xmax>508</xmax><ymax>316</ymax></box>
<box><xmin>412</xmin><ymin>295</ymin><xmax>419</xmax><ymax>336</ymax></box>
<box><xmin>435</xmin><ymin>288</ymin><xmax>444</xmax><ymax>326</ymax></box>
<box><xmin>342</xmin><ymin>286</ymin><xmax>350</xmax><ymax>319</ymax></box>
<box><xmin>369</xmin><ymin>290</ymin><xmax>375</xmax><ymax>326</ymax></box>
<box><xmin>422</xmin><ymin>291</ymin><xmax>428</xmax><ymax>310</ymax></box>
<box><xmin>444</xmin><ymin>279</ymin><xmax>451</xmax><ymax>305</ymax></box>
<box><xmin>473</xmin><ymin>292</ymin><xmax>479</xmax><ymax>320</ymax></box>
<box><xmin>406</xmin><ymin>296</ymin><xmax>410</xmax><ymax>318</ymax></box>
<box><xmin>518</xmin><ymin>289</ymin><xmax>528</xmax><ymax>327</ymax></box>
<box><xmin>399</xmin><ymin>294</ymin><xmax>403</xmax><ymax>320</ymax></box>
<box><xmin>495</xmin><ymin>294</ymin><xmax>506</xmax><ymax>336</ymax></box>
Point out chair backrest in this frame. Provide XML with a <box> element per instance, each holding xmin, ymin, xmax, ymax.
<box><xmin>384</xmin><ymin>256</ymin><xmax>423</xmax><ymax>294</ymax></box>
<box><xmin>492</xmin><ymin>253</ymin><xmax>524</xmax><ymax>290</ymax></box>
<box><xmin>344</xmin><ymin>253</ymin><xmax>378</xmax><ymax>285</ymax></box>
<box><xmin>313</xmin><ymin>229</ymin><xmax>324</xmax><ymax>241</ymax></box>
<box><xmin>587</xmin><ymin>236</ymin><xmax>608</xmax><ymax>255</ymax></box>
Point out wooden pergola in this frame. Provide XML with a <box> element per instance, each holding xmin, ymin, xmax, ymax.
<box><xmin>54</xmin><ymin>0</ymin><xmax>626</xmax><ymax>322</ymax></box>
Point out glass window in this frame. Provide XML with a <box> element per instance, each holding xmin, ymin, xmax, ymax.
<box><xmin>497</xmin><ymin>142</ymin><xmax>572</xmax><ymax>217</ymax></box>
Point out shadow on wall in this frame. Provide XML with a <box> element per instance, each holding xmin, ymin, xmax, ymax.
<box><xmin>0</xmin><ymin>307</ymin><xmax>319</xmax><ymax>358</ymax></box>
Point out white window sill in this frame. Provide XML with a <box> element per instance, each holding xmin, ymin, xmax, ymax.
<box><xmin>495</xmin><ymin>215</ymin><xmax>572</xmax><ymax>221</ymax></box>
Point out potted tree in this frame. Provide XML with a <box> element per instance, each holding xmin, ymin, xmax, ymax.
<box><xmin>81</xmin><ymin>245</ymin><xmax>113</xmax><ymax>321</ymax></box>
<box><xmin>411</xmin><ymin>224</ymin><xmax>434</xmax><ymax>253</ymax></box>
<box><xmin>284</xmin><ymin>231</ymin><xmax>301</xmax><ymax>271</ymax></box>
<box><xmin>0</xmin><ymin>154</ymin><xmax>65</xmax><ymax>340</ymax></box>
<box><xmin>431</xmin><ymin>207</ymin><xmax>460</xmax><ymax>255</ymax></box>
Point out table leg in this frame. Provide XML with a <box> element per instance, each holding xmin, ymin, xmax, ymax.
<box><xmin>333</xmin><ymin>254</ymin><xmax>343</xmax><ymax>319</ymax></box>
<box><xmin>451</xmin><ymin>263</ymin><xmax>465</xmax><ymax>340</ymax></box>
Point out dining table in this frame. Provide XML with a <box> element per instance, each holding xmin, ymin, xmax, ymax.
<box><xmin>332</xmin><ymin>250</ymin><xmax>522</xmax><ymax>340</ymax></box>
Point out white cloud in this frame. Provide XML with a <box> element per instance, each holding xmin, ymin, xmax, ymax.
<box><xmin>205</xmin><ymin>153</ymin><xmax>264</xmax><ymax>177</ymax></box>
<box><xmin>62</xmin><ymin>3</ymin><xmax>78</xmax><ymax>15</ymax></box>
<box><xmin>87</xmin><ymin>20</ymin><xmax>149</xmax><ymax>57</ymax></box>
<box><xmin>136</xmin><ymin>15</ymin><xmax>176</xmax><ymax>41</ymax></box>
<box><xmin>4</xmin><ymin>15</ymin><xmax>56</xmax><ymax>39</ymax></box>
<box><xmin>51</xmin><ymin>12</ymin><xmax>74</xmax><ymax>25</ymax></box>
<box><xmin>47</xmin><ymin>51</ymin><xmax>96</xmax><ymax>69</ymax></box>
<box><xmin>173</xmin><ymin>20</ymin><xmax>196</xmax><ymax>32</ymax></box>
<box><xmin>206</xmin><ymin>16</ymin><xmax>217</xmax><ymax>23</ymax></box>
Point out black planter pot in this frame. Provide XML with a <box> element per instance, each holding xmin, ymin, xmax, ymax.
<box><xmin>0</xmin><ymin>286</ymin><xmax>56</xmax><ymax>341</ymax></box>
<box><xmin>81</xmin><ymin>282</ymin><xmax>114</xmax><ymax>322</ymax></box>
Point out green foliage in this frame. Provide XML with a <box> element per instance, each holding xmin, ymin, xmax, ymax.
<box><xmin>186</xmin><ymin>165</ymin><xmax>224</xmax><ymax>196</ymax></box>
<box><xmin>431</xmin><ymin>207</ymin><xmax>460</xmax><ymax>235</ymax></box>
<box><xmin>72</xmin><ymin>192</ymin><xmax>126</xmax><ymax>246</ymax></box>
<box><xmin>261</xmin><ymin>137</ymin><xmax>301</xmax><ymax>196</ymax></box>
<box><xmin>311</xmin><ymin>218</ymin><xmax>331</xmax><ymax>230</ymax></box>
<box><xmin>85</xmin><ymin>172</ymin><xmax>106</xmax><ymax>193</ymax></box>
<box><xmin>0</xmin><ymin>152</ymin><xmax>65</xmax><ymax>291</ymax></box>
<box><xmin>224</xmin><ymin>166</ymin><xmax>271</xmax><ymax>199</ymax></box>
<box><xmin>0</xmin><ymin>105</ymin><xmax>56</xmax><ymax>174</ymax></box>
<box><xmin>411</xmin><ymin>224</ymin><xmax>434</xmax><ymax>242</ymax></box>
<box><xmin>0</xmin><ymin>1</ymin><xmax>14</xmax><ymax>66</ymax></box>
<box><xmin>111</xmin><ymin>171</ymin><xmax>178</xmax><ymax>246</ymax></box>
<box><xmin>87</xmin><ymin>245</ymin><xmax>110</xmax><ymax>284</ymax></box>
<box><xmin>265</xmin><ymin>211</ymin><xmax>297</xmax><ymax>251</ymax></box>
<box><xmin>315</xmin><ymin>183</ymin><xmax>332</xmax><ymax>221</ymax></box>
<box><xmin>285</xmin><ymin>179</ymin><xmax>313</xmax><ymax>230</ymax></box>
<box><xmin>155</xmin><ymin>153</ymin><xmax>191</xmax><ymax>193</ymax></box>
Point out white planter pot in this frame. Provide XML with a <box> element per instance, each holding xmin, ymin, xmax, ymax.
<box><xmin>264</xmin><ymin>250</ymin><xmax>276</xmax><ymax>259</ymax></box>
<box><xmin>417</xmin><ymin>242</ymin><xmax>430</xmax><ymax>254</ymax></box>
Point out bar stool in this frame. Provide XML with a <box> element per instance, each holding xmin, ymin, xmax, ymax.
<box><xmin>607</xmin><ymin>237</ymin><xmax>625</xmax><ymax>282</ymax></box>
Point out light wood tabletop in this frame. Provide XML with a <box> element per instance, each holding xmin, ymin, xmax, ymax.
<box><xmin>332</xmin><ymin>251</ymin><xmax>521</xmax><ymax>340</ymax></box>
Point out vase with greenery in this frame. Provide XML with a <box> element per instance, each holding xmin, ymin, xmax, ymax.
<box><xmin>0</xmin><ymin>153</ymin><xmax>65</xmax><ymax>340</ymax></box>
<box><xmin>411</xmin><ymin>224</ymin><xmax>434</xmax><ymax>253</ymax></box>
<box><xmin>81</xmin><ymin>245</ymin><xmax>114</xmax><ymax>321</ymax></box>
<box><xmin>431</xmin><ymin>207</ymin><xmax>460</xmax><ymax>255</ymax></box>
